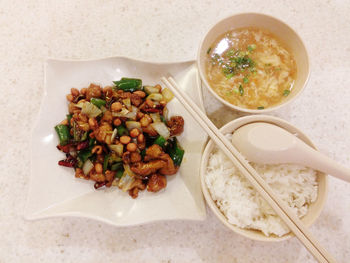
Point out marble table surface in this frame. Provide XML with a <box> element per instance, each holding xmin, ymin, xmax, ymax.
<box><xmin>1</xmin><ymin>0</ymin><xmax>349</xmax><ymax>262</ymax></box>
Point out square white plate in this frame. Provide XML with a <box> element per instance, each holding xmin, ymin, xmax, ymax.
<box><xmin>25</xmin><ymin>57</ymin><xmax>207</xmax><ymax>225</ymax></box>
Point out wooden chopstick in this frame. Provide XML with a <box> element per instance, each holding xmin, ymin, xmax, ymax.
<box><xmin>161</xmin><ymin>76</ymin><xmax>336</xmax><ymax>263</ymax></box>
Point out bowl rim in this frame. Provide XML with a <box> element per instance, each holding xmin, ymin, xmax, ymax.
<box><xmin>200</xmin><ymin>115</ymin><xmax>328</xmax><ymax>242</ymax></box>
<box><xmin>197</xmin><ymin>12</ymin><xmax>310</xmax><ymax>113</ymax></box>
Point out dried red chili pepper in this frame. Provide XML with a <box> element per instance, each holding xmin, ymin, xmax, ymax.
<box><xmin>94</xmin><ymin>182</ymin><xmax>106</xmax><ymax>189</ymax></box>
<box><xmin>143</xmin><ymin>108</ymin><xmax>162</xmax><ymax>113</ymax></box>
<box><xmin>76</xmin><ymin>140</ymin><xmax>89</xmax><ymax>150</ymax></box>
<box><xmin>57</xmin><ymin>144</ymin><xmax>71</xmax><ymax>153</ymax></box>
<box><xmin>58</xmin><ymin>154</ymin><xmax>77</xmax><ymax>167</ymax></box>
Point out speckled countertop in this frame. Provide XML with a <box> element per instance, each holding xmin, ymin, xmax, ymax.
<box><xmin>1</xmin><ymin>0</ymin><xmax>350</xmax><ymax>262</ymax></box>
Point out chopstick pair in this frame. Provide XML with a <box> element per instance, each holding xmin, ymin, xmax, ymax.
<box><xmin>161</xmin><ymin>76</ymin><xmax>336</xmax><ymax>263</ymax></box>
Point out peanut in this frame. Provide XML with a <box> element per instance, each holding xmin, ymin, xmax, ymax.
<box><xmin>137</xmin><ymin>133</ymin><xmax>145</xmax><ymax>143</ymax></box>
<box><xmin>111</xmin><ymin>102</ymin><xmax>122</xmax><ymax>112</ymax></box>
<box><xmin>120</xmin><ymin>135</ymin><xmax>131</xmax><ymax>144</ymax></box>
<box><xmin>126</xmin><ymin>143</ymin><xmax>137</xmax><ymax>152</ymax></box>
<box><xmin>129</xmin><ymin>128</ymin><xmax>140</xmax><ymax>138</ymax></box>
<box><xmin>92</xmin><ymin>145</ymin><xmax>103</xmax><ymax>154</ymax></box>
<box><xmin>113</xmin><ymin>118</ymin><xmax>121</xmax><ymax>126</ymax></box>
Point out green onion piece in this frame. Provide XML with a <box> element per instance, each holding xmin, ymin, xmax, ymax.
<box><xmin>144</xmin><ymin>86</ymin><xmax>160</xmax><ymax>95</ymax></box>
<box><xmin>239</xmin><ymin>85</ymin><xmax>244</xmax><ymax>96</ymax></box>
<box><xmin>211</xmin><ymin>53</ymin><xmax>220</xmax><ymax>63</ymax></box>
<box><xmin>170</xmin><ymin>146</ymin><xmax>184</xmax><ymax>166</ymax></box>
<box><xmin>81</xmin><ymin>132</ymin><xmax>88</xmax><ymax>141</ymax></box>
<box><xmin>66</xmin><ymin>114</ymin><xmax>73</xmax><ymax>126</ymax></box>
<box><xmin>117</xmin><ymin>125</ymin><xmax>128</xmax><ymax>136</ymax></box>
<box><xmin>89</xmin><ymin>154</ymin><xmax>97</xmax><ymax>163</ymax></box>
<box><xmin>225</xmin><ymin>73</ymin><xmax>234</xmax><ymax>79</ymax></box>
<box><xmin>243</xmin><ymin>77</ymin><xmax>249</xmax><ymax>84</ymax></box>
<box><xmin>90</xmin><ymin>98</ymin><xmax>106</xmax><ymax>108</ymax></box>
<box><xmin>247</xmin><ymin>44</ymin><xmax>256</xmax><ymax>52</ymax></box>
<box><xmin>108</xmin><ymin>153</ymin><xmax>122</xmax><ymax>164</ymax></box>
<box><xmin>77</xmin><ymin>148</ymin><xmax>93</xmax><ymax>163</ymax></box>
<box><xmin>113</xmin><ymin>78</ymin><xmax>142</xmax><ymax>92</ymax></box>
<box><xmin>55</xmin><ymin>124</ymin><xmax>71</xmax><ymax>146</ymax></box>
<box><xmin>166</xmin><ymin>138</ymin><xmax>185</xmax><ymax>166</ymax></box>
<box><xmin>76</xmin><ymin>158</ymin><xmax>84</xmax><ymax>168</ymax></box>
<box><xmin>246</xmin><ymin>57</ymin><xmax>253</xmax><ymax>65</ymax></box>
<box><xmin>89</xmin><ymin>138</ymin><xmax>96</xmax><ymax>147</ymax></box>
<box><xmin>72</xmin><ymin>121</ymin><xmax>87</xmax><ymax>142</ymax></box>
<box><xmin>160</xmin><ymin>115</ymin><xmax>167</xmax><ymax>124</ymax></box>
<box><xmin>207</xmin><ymin>47</ymin><xmax>211</xmax><ymax>54</ymax></box>
<box><xmin>111</xmin><ymin>162</ymin><xmax>123</xmax><ymax>171</ymax></box>
<box><xmin>226</xmin><ymin>49</ymin><xmax>235</xmax><ymax>57</ymax></box>
<box><xmin>283</xmin><ymin>90</ymin><xmax>291</xmax><ymax>96</ymax></box>
<box><xmin>257</xmin><ymin>106</ymin><xmax>264</xmax><ymax>110</ymax></box>
<box><xmin>222</xmin><ymin>67</ymin><xmax>231</xmax><ymax>75</ymax></box>
<box><xmin>154</xmin><ymin>136</ymin><xmax>166</xmax><ymax>147</ymax></box>
<box><xmin>103</xmin><ymin>154</ymin><xmax>110</xmax><ymax>173</ymax></box>
<box><xmin>115</xmin><ymin>169</ymin><xmax>124</xmax><ymax>179</ymax></box>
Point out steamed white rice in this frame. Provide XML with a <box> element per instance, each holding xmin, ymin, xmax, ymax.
<box><xmin>205</xmin><ymin>135</ymin><xmax>318</xmax><ymax>237</ymax></box>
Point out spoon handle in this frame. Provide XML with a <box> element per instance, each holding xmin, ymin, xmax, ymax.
<box><xmin>296</xmin><ymin>142</ymin><xmax>350</xmax><ymax>182</ymax></box>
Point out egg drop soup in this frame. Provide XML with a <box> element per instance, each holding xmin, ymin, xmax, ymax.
<box><xmin>205</xmin><ymin>27</ymin><xmax>297</xmax><ymax>110</ymax></box>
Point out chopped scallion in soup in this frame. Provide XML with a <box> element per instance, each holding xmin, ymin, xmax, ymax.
<box><xmin>205</xmin><ymin>27</ymin><xmax>297</xmax><ymax>110</ymax></box>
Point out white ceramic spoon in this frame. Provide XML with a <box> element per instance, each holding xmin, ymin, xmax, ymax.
<box><xmin>231</xmin><ymin>122</ymin><xmax>350</xmax><ymax>182</ymax></box>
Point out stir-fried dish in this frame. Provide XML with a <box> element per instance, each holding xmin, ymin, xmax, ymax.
<box><xmin>55</xmin><ymin>78</ymin><xmax>185</xmax><ymax>198</ymax></box>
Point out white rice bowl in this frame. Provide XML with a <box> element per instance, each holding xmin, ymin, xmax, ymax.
<box><xmin>205</xmin><ymin>134</ymin><xmax>318</xmax><ymax>237</ymax></box>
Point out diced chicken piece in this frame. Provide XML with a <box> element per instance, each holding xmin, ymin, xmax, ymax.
<box><xmin>144</xmin><ymin>144</ymin><xmax>163</xmax><ymax>161</ymax></box>
<box><xmin>159</xmin><ymin>153</ymin><xmax>178</xmax><ymax>175</ymax></box>
<box><xmin>101</xmin><ymin>110</ymin><xmax>113</xmax><ymax>124</ymax></box>
<box><xmin>89</xmin><ymin>172</ymin><xmax>105</xmax><ymax>182</ymax></box>
<box><xmin>147</xmin><ymin>174</ymin><xmax>167</xmax><ymax>192</ymax></box>
<box><xmin>131</xmin><ymin>160</ymin><xmax>166</xmax><ymax>177</ymax></box>
<box><xmin>85</xmin><ymin>84</ymin><xmax>102</xmax><ymax>101</ymax></box>
<box><xmin>130</xmin><ymin>93</ymin><xmax>143</xmax><ymax>107</ymax></box>
<box><xmin>94</xmin><ymin>122</ymin><xmax>112</xmax><ymax>143</ymax></box>
<box><xmin>105</xmin><ymin>170</ymin><xmax>116</xmax><ymax>187</ymax></box>
<box><xmin>128</xmin><ymin>178</ymin><xmax>146</xmax><ymax>198</ymax></box>
<box><xmin>167</xmin><ymin>116</ymin><xmax>184</xmax><ymax>136</ymax></box>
